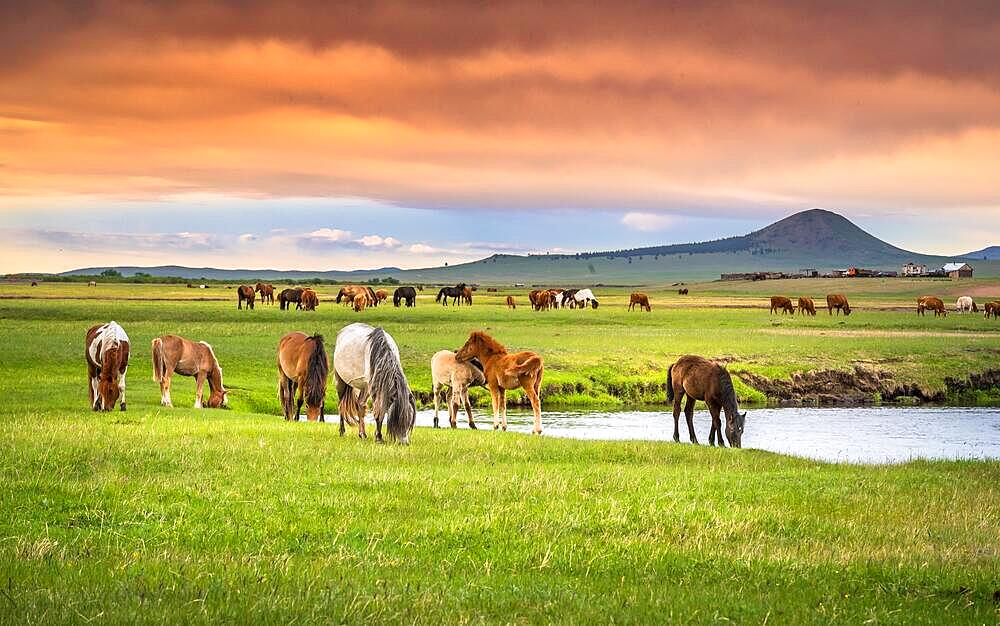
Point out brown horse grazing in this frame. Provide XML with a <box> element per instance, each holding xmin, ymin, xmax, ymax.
<box><xmin>277</xmin><ymin>332</ymin><xmax>329</xmax><ymax>421</ymax></box>
<box><xmin>798</xmin><ymin>296</ymin><xmax>817</xmax><ymax>316</ymax></box>
<box><xmin>299</xmin><ymin>288</ymin><xmax>319</xmax><ymax>311</ymax></box>
<box><xmin>375</xmin><ymin>289</ymin><xmax>389</xmax><ymax>304</ymax></box>
<box><xmin>629</xmin><ymin>292</ymin><xmax>651</xmax><ymax>312</ymax></box>
<box><xmin>455</xmin><ymin>331</ymin><xmax>544</xmax><ymax>434</ymax></box>
<box><xmin>985</xmin><ymin>301</ymin><xmax>1000</xmax><ymax>319</ymax></box>
<box><xmin>917</xmin><ymin>296</ymin><xmax>946</xmax><ymax>317</ymax></box>
<box><xmin>506</xmin><ymin>295</ymin><xmax>517</xmax><ymax>309</ymax></box>
<box><xmin>151</xmin><ymin>335</ymin><xmax>228</xmax><ymax>408</ymax></box>
<box><xmin>826</xmin><ymin>294</ymin><xmax>851</xmax><ymax>315</ymax></box>
<box><xmin>528</xmin><ymin>290</ymin><xmax>546</xmax><ymax>310</ymax></box>
<box><xmin>354</xmin><ymin>296</ymin><xmax>367</xmax><ymax>312</ymax></box>
<box><xmin>85</xmin><ymin>321</ymin><xmax>131</xmax><ymax>411</ymax></box>
<box><xmin>237</xmin><ymin>285</ymin><xmax>256</xmax><ymax>310</ymax></box>
<box><xmin>335</xmin><ymin>285</ymin><xmax>368</xmax><ymax>306</ymax></box>
<box><xmin>255</xmin><ymin>282</ymin><xmax>275</xmax><ymax>305</ymax></box>
<box><xmin>278</xmin><ymin>287</ymin><xmax>303</xmax><ymax>310</ymax></box>
<box><xmin>667</xmin><ymin>355</ymin><xmax>746</xmax><ymax>447</ymax></box>
<box><xmin>770</xmin><ymin>296</ymin><xmax>794</xmax><ymax>314</ymax></box>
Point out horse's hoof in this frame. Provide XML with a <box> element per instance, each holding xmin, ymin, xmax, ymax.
<box><xmin>533</xmin><ymin>430</ymin><xmax>542</xmax><ymax>435</ymax></box>
<box><xmin>502</xmin><ymin>426</ymin><xmax>507</xmax><ymax>431</ymax></box>
<box><xmin>493</xmin><ymin>425</ymin><xmax>499</xmax><ymax>430</ymax></box>
<box><xmin>469</xmin><ymin>423</ymin><xmax>477</xmax><ymax>430</ymax></box>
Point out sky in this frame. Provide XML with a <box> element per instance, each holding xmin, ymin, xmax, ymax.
<box><xmin>1</xmin><ymin>0</ymin><xmax>999</xmax><ymax>273</ymax></box>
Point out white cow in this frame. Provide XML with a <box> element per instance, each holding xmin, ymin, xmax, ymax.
<box><xmin>956</xmin><ymin>296</ymin><xmax>976</xmax><ymax>313</ymax></box>
<box><xmin>573</xmin><ymin>288</ymin><xmax>599</xmax><ymax>309</ymax></box>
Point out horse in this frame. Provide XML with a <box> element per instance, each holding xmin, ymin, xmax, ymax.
<box><xmin>393</xmin><ymin>286</ymin><xmax>417</xmax><ymax>307</ymax></box>
<box><xmin>455</xmin><ymin>331</ymin><xmax>544</xmax><ymax>434</ymax></box>
<box><xmin>85</xmin><ymin>321</ymin><xmax>130</xmax><ymax>411</ymax></box>
<box><xmin>667</xmin><ymin>355</ymin><xmax>746</xmax><ymax>447</ymax></box>
<box><xmin>985</xmin><ymin>301</ymin><xmax>1000</xmax><ymax>319</ymax></box>
<box><xmin>573</xmin><ymin>288</ymin><xmax>599</xmax><ymax>309</ymax></box>
<box><xmin>562</xmin><ymin>289</ymin><xmax>579</xmax><ymax>307</ymax></box>
<box><xmin>278</xmin><ymin>288</ymin><xmax>303</xmax><ymax>310</ymax></box>
<box><xmin>506</xmin><ymin>295</ymin><xmax>517</xmax><ymax>309</ymax></box>
<box><xmin>678</xmin><ymin>288</ymin><xmax>689</xmax><ymax>295</ymax></box>
<box><xmin>826</xmin><ymin>294</ymin><xmax>851</xmax><ymax>315</ymax></box>
<box><xmin>354</xmin><ymin>295</ymin><xmax>367</xmax><ymax>312</ymax></box>
<box><xmin>798</xmin><ymin>296</ymin><xmax>816</xmax><ymax>316</ymax></box>
<box><xmin>375</xmin><ymin>289</ymin><xmax>389</xmax><ymax>304</ymax></box>
<box><xmin>629</xmin><ymin>292</ymin><xmax>651</xmax><ymax>312</ymax></box>
<box><xmin>88</xmin><ymin>281</ymin><xmax>97</xmax><ymax>287</ymax></box>
<box><xmin>299</xmin><ymin>288</ymin><xmax>319</xmax><ymax>311</ymax></box>
<box><xmin>277</xmin><ymin>332</ymin><xmax>329</xmax><ymax>421</ymax></box>
<box><xmin>333</xmin><ymin>323</ymin><xmax>416</xmax><ymax>443</ymax></box>
<box><xmin>435</xmin><ymin>283</ymin><xmax>467</xmax><ymax>306</ymax></box>
<box><xmin>956</xmin><ymin>296</ymin><xmax>976</xmax><ymax>313</ymax></box>
<box><xmin>528</xmin><ymin>290</ymin><xmax>546</xmax><ymax>310</ymax></box>
<box><xmin>335</xmin><ymin>285</ymin><xmax>368</xmax><ymax>306</ymax></box>
<box><xmin>918</xmin><ymin>296</ymin><xmax>946</xmax><ymax>317</ymax></box>
<box><xmin>255</xmin><ymin>282</ymin><xmax>275</xmax><ymax>305</ymax></box>
<box><xmin>486</xmin><ymin>287</ymin><xmax>498</xmax><ymax>293</ymax></box>
<box><xmin>431</xmin><ymin>350</ymin><xmax>486</xmax><ymax>429</ymax></box>
<box><xmin>237</xmin><ymin>285</ymin><xmax>256</xmax><ymax>310</ymax></box>
<box><xmin>151</xmin><ymin>335</ymin><xmax>228</xmax><ymax>408</ymax></box>
<box><xmin>461</xmin><ymin>286</ymin><xmax>473</xmax><ymax>305</ymax></box>
<box><xmin>770</xmin><ymin>296</ymin><xmax>794</xmax><ymax>314</ymax></box>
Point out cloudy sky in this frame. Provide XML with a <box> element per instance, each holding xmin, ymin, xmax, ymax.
<box><xmin>1</xmin><ymin>0</ymin><xmax>998</xmax><ymax>272</ymax></box>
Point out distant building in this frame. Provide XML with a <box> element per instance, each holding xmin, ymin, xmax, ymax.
<box><xmin>799</xmin><ymin>268</ymin><xmax>819</xmax><ymax>277</ymax></box>
<box><xmin>902</xmin><ymin>262</ymin><xmax>926</xmax><ymax>276</ymax></box>
<box><xmin>941</xmin><ymin>262</ymin><xmax>973</xmax><ymax>279</ymax></box>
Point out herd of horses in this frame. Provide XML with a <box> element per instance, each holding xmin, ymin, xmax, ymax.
<box><xmin>766</xmin><ymin>293</ymin><xmax>1000</xmax><ymax>319</ymax></box>
<box><xmin>768</xmin><ymin>294</ymin><xmax>849</xmax><ymax>315</ymax></box>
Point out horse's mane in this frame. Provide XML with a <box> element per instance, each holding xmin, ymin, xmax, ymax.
<box><xmin>471</xmin><ymin>331</ymin><xmax>507</xmax><ymax>355</ymax></box>
<box><xmin>715</xmin><ymin>366</ymin><xmax>740</xmax><ymax>416</ymax></box>
<box><xmin>304</xmin><ymin>334</ymin><xmax>328</xmax><ymax>408</ymax></box>
<box><xmin>100</xmin><ymin>341</ymin><xmax>122</xmax><ymax>380</ymax></box>
<box><xmin>200</xmin><ymin>341</ymin><xmax>224</xmax><ymax>393</ymax></box>
<box><xmin>367</xmin><ymin>328</ymin><xmax>415</xmax><ymax>441</ymax></box>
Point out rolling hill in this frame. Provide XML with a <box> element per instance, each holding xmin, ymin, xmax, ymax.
<box><xmin>55</xmin><ymin>209</ymin><xmax>999</xmax><ymax>283</ymax></box>
<box><xmin>962</xmin><ymin>246</ymin><xmax>1000</xmax><ymax>261</ymax></box>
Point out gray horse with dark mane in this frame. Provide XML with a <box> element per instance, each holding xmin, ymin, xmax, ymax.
<box><xmin>667</xmin><ymin>354</ymin><xmax>746</xmax><ymax>447</ymax></box>
<box><xmin>333</xmin><ymin>322</ymin><xmax>416</xmax><ymax>444</ymax></box>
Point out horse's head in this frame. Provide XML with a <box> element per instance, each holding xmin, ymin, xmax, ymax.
<box><xmin>591</xmin><ymin>299</ymin><xmax>599</xmax><ymax>309</ymax></box>
<box><xmin>96</xmin><ymin>344</ymin><xmax>123</xmax><ymax>411</ymax></box>
<box><xmin>726</xmin><ymin>412</ymin><xmax>747</xmax><ymax>448</ymax></box>
<box><xmin>206</xmin><ymin>387</ymin><xmax>229</xmax><ymax>409</ymax></box>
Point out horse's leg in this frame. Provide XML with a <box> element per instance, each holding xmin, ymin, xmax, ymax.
<box><xmin>463</xmin><ymin>388</ymin><xmax>477</xmax><ymax>429</ymax></box>
<box><xmin>295</xmin><ymin>383</ymin><xmax>304</xmax><ymax>421</ymax></box>
<box><xmin>374</xmin><ymin>406</ymin><xmax>384</xmax><ymax>443</ymax></box>
<box><xmin>193</xmin><ymin>372</ymin><xmax>207</xmax><ymax>409</ymax></box>
<box><xmin>525</xmin><ymin>380</ymin><xmax>542</xmax><ymax>435</ymax></box>
<box><xmin>672</xmin><ymin>394</ymin><xmax>683</xmax><ymax>442</ymax></box>
<box><xmin>89</xmin><ymin>368</ymin><xmax>99</xmax><ymax>411</ymax></box>
<box><xmin>498</xmin><ymin>388</ymin><xmax>508</xmax><ymax>431</ymax></box>
<box><xmin>160</xmin><ymin>370</ymin><xmax>173</xmax><ymax>407</ymax></box>
<box><xmin>118</xmin><ymin>366</ymin><xmax>127</xmax><ymax>411</ymax></box>
<box><xmin>449</xmin><ymin>387</ymin><xmax>459</xmax><ymax>428</ymax></box>
<box><xmin>708</xmin><ymin>401</ymin><xmax>724</xmax><ymax>447</ymax></box>
<box><xmin>489</xmin><ymin>385</ymin><xmax>500</xmax><ymax>430</ymax></box>
<box><xmin>684</xmin><ymin>396</ymin><xmax>698</xmax><ymax>444</ymax></box>
<box><xmin>432</xmin><ymin>382</ymin><xmax>440</xmax><ymax>428</ymax></box>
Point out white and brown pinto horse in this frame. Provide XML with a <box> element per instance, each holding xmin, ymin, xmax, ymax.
<box><xmin>333</xmin><ymin>322</ymin><xmax>416</xmax><ymax>443</ymax></box>
<box><xmin>85</xmin><ymin>321</ymin><xmax>130</xmax><ymax>411</ymax></box>
<box><xmin>151</xmin><ymin>335</ymin><xmax>228</xmax><ymax>408</ymax></box>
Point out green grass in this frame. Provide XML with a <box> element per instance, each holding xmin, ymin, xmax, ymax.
<box><xmin>1</xmin><ymin>283</ymin><xmax>999</xmax><ymax>623</ymax></box>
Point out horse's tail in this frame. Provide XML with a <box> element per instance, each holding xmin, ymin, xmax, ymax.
<box><xmin>393</xmin><ymin>291</ymin><xmax>401</xmax><ymax>307</ymax></box>
<box><xmin>435</xmin><ymin>289</ymin><xmax>443</xmax><ymax>303</ymax></box>
<box><xmin>505</xmin><ymin>354</ymin><xmax>543</xmax><ymax>378</ymax></box>
<box><xmin>666</xmin><ymin>364</ymin><xmax>674</xmax><ymax>402</ymax></box>
<box><xmin>304</xmin><ymin>335</ymin><xmax>329</xmax><ymax>410</ymax></box>
<box><xmin>334</xmin><ymin>370</ymin><xmax>361</xmax><ymax>426</ymax></box>
<box><xmin>335</xmin><ymin>289</ymin><xmax>344</xmax><ymax>303</ymax></box>
<box><xmin>151</xmin><ymin>337</ymin><xmax>165</xmax><ymax>382</ymax></box>
<box><xmin>367</xmin><ymin>328</ymin><xmax>415</xmax><ymax>443</ymax></box>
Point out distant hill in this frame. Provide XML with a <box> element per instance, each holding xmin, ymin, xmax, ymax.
<box><xmin>55</xmin><ymin>209</ymin><xmax>1000</xmax><ymax>283</ymax></box>
<box><xmin>961</xmin><ymin>246</ymin><xmax>1000</xmax><ymax>260</ymax></box>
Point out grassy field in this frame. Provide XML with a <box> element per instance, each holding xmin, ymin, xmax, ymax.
<box><xmin>1</xmin><ymin>280</ymin><xmax>999</xmax><ymax>623</ymax></box>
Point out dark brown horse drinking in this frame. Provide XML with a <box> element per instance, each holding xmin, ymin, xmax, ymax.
<box><xmin>85</xmin><ymin>321</ymin><xmax>131</xmax><ymax>411</ymax></box>
<box><xmin>666</xmin><ymin>355</ymin><xmax>746</xmax><ymax>447</ymax></box>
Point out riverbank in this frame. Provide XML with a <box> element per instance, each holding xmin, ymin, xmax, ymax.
<box><xmin>1</xmin><ymin>412</ymin><xmax>998</xmax><ymax>624</ymax></box>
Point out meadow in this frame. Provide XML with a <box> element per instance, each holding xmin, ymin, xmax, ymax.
<box><xmin>1</xmin><ymin>279</ymin><xmax>999</xmax><ymax>623</ymax></box>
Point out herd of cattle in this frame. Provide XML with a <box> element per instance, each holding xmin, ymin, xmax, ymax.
<box><xmin>768</xmin><ymin>293</ymin><xmax>999</xmax><ymax>318</ymax></box>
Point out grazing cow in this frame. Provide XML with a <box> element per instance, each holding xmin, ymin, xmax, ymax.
<box><xmin>278</xmin><ymin>288</ymin><xmax>303</xmax><ymax>310</ymax></box>
<box><xmin>826</xmin><ymin>294</ymin><xmax>851</xmax><ymax>316</ymax></box>
<box><xmin>237</xmin><ymin>285</ymin><xmax>255</xmax><ymax>310</ymax></box>
<box><xmin>528</xmin><ymin>290</ymin><xmax>548</xmax><ymax>311</ymax></box>
<box><xmin>486</xmin><ymin>287</ymin><xmax>498</xmax><ymax>293</ymax></box>
<box><xmin>667</xmin><ymin>355</ymin><xmax>746</xmax><ymax>447</ymax></box>
<box><xmin>88</xmin><ymin>281</ymin><xmax>97</xmax><ymax>287</ymax></box>
<box><xmin>956</xmin><ymin>296</ymin><xmax>976</xmax><ymax>313</ymax></box>
<box><xmin>769</xmin><ymin>296</ymin><xmax>794</xmax><ymax>314</ymax></box>
<box><xmin>299</xmin><ymin>288</ymin><xmax>319</xmax><ymax>311</ymax></box>
<box><xmin>392</xmin><ymin>286</ymin><xmax>417</xmax><ymax>307</ymax></box>
<box><xmin>917</xmin><ymin>296</ymin><xmax>946</xmax><ymax>317</ymax></box>
<box><xmin>573</xmin><ymin>288</ymin><xmax>599</xmax><ymax>309</ymax></box>
<box><xmin>431</xmin><ymin>350</ymin><xmax>486</xmax><ymax>429</ymax></box>
<box><xmin>151</xmin><ymin>335</ymin><xmax>228</xmax><ymax>409</ymax></box>
<box><xmin>85</xmin><ymin>321</ymin><xmax>130</xmax><ymax>411</ymax></box>
<box><xmin>628</xmin><ymin>292</ymin><xmax>651</xmax><ymax>312</ymax></box>
<box><xmin>506</xmin><ymin>295</ymin><xmax>516</xmax><ymax>309</ymax></box>
<box><xmin>798</xmin><ymin>296</ymin><xmax>817</xmax><ymax>316</ymax></box>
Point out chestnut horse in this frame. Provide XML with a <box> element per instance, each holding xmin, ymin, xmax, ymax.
<box><xmin>299</xmin><ymin>288</ymin><xmax>319</xmax><ymax>311</ymax></box>
<box><xmin>798</xmin><ymin>296</ymin><xmax>816</xmax><ymax>316</ymax></box>
<box><xmin>506</xmin><ymin>295</ymin><xmax>517</xmax><ymax>309</ymax></box>
<box><xmin>85</xmin><ymin>321</ymin><xmax>130</xmax><ymax>411</ymax></box>
<box><xmin>375</xmin><ymin>289</ymin><xmax>389</xmax><ymax>304</ymax></box>
<box><xmin>455</xmin><ymin>331</ymin><xmax>544</xmax><ymax>434</ymax></box>
<box><xmin>255</xmin><ymin>282</ymin><xmax>275</xmax><ymax>305</ymax></box>
<box><xmin>237</xmin><ymin>285</ymin><xmax>255</xmax><ymax>310</ymax></box>
<box><xmin>985</xmin><ymin>301</ymin><xmax>1000</xmax><ymax>319</ymax></box>
<box><xmin>770</xmin><ymin>296</ymin><xmax>794</xmax><ymax>314</ymax></box>
<box><xmin>826</xmin><ymin>294</ymin><xmax>851</xmax><ymax>315</ymax></box>
<box><xmin>151</xmin><ymin>335</ymin><xmax>228</xmax><ymax>408</ymax></box>
<box><xmin>917</xmin><ymin>296</ymin><xmax>946</xmax><ymax>317</ymax></box>
<box><xmin>667</xmin><ymin>354</ymin><xmax>746</xmax><ymax>447</ymax></box>
<box><xmin>277</xmin><ymin>332</ymin><xmax>329</xmax><ymax>421</ymax></box>
<box><xmin>629</xmin><ymin>292</ymin><xmax>651</xmax><ymax>312</ymax></box>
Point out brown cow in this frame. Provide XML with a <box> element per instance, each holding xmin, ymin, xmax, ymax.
<box><xmin>506</xmin><ymin>295</ymin><xmax>517</xmax><ymax>309</ymax></box>
<box><xmin>797</xmin><ymin>297</ymin><xmax>816</xmax><ymax>316</ymax></box>
<box><xmin>629</xmin><ymin>292</ymin><xmax>651</xmax><ymax>312</ymax></box>
<box><xmin>917</xmin><ymin>296</ymin><xmax>946</xmax><ymax>317</ymax></box>
<box><xmin>826</xmin><ymin>294</ymin><xmax>851</xmax><ymax>316</ymax></box>
<box><xmin>769</xmin><ymin>296</ymin><xmax>794</xmax><ymax>314</ymax></box>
